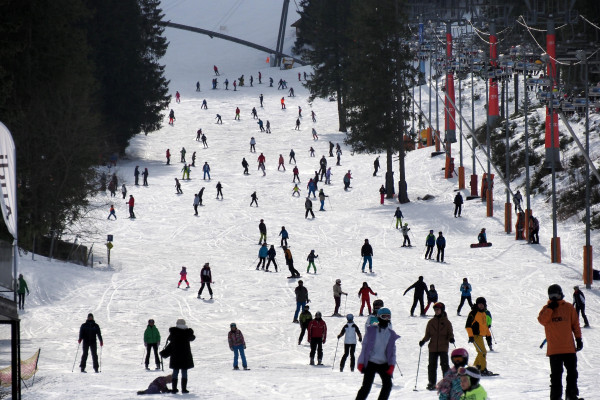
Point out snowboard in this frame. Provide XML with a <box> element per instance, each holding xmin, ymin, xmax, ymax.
<box><xmin>470</xmin><ymin>243</ymin><xmax>492</xmax><ymax>248</ymax></box>
<box><xmin>287</xmin><ymin>276</ymin><xmax>301</xmax><ymax>279</ymax></box>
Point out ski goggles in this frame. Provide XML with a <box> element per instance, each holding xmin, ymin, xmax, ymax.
<box><xmin>378</xmin><ymin>314</ymin><xmax>391</xmax><ymax>321</ymax></box>
<box><xmin>458</xmin><ymin>367</ymin><xmax>481</xmax><ymax>379</ymax></box>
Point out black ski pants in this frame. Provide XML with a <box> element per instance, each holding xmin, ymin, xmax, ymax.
<box><xmin>403</xmin><ymin>235</ymin><xmax>411</xmax><ymax>246</ymax></box>
<box><xmin>457</xmin><ymin>295</ymin><xmax>473</xmax><ymax>314</ymax></box>
<box><xmin>18</xmin><ymin>293</ymin><xmax>25</xmax><ymax>309</ymax></box>
<box><xmin>410</xmin><ymin>296</ymin><xmax>425</xmax><ymax>316</ymax></box>
<box><xmin>436</xmin><ymin>246</ymin><xmax>445</xmax><ymax>262</ymax></box>
<box><xmin>266</xmin><ymin>257</ymin><xmax>277</xmax><ymax>271</ymax></box>
<box><xmin>256</xmin><ymin>257</ymin><xmax>266</xmax><ymax>269</ymax></box>
<box><xmin>80</xmin><ymin>341</ymin><xmax>99</xmax><ymax>371</ymax></box>
<box><xmin>288</xmin><ymin>261</ymin><xmax>300</xmax><ymax>277</ymax></box>
<box><xmin>424</xmin><ymin>245</ymin><xmax>434</xmax><ymax>259</ymax></box>
<box><xmin>198</xmin><ymin>282</ymin><xmax>213</xmax><ymax>297</ymax></box>
<box><xmin>145</xmin><ymin>343</ymin><xmax>160</xmax><ymax>367</ymax></box>
<box><xmin>298</xmin><ymin>323</ymin><xmax>308</xmax><ymax>343</ymax></box>
<box><xmin>309</xmin><ymin>337</ymin><xmax>323</xmax><ymax>362</ymax></box>
<box><xmin>549</xmin><ymin>353</ymin><xmax>578</xmax><ymax>400</ymax></box>
<box><xmin>575</xmin><ymin>304</ymin><xmax>589</xmax><ymax>326</ymax></box>
<box><xmin>454</xmin><ymin>204</ymin><xmax>462</xmax><ymax>217</ymax></box>
<box><xmin>305</xmin><ymin>209</ymin><xmax>315</xmax><ymax>218</ymax></box>
<box><xmin>340</xmin><ymin>343</ymin><xmax>356</xmax><ymax>371</ymax></box>
<box><xmin>355</xmin><ymin>362</ymin><xmax>392</xmax><ymax>400</ymax></box>
<box><xmin>428</xmin><ymin>351</ymin><xmax>449</xmax><ymax>386</ymax></box>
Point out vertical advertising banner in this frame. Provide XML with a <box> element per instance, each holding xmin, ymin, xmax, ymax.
<box><xmin>0</xmin><ymin>122</ymin><xmax>17</xmax><ymax>291</ymax></box>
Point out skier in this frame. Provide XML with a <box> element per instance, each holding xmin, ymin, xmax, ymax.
<box><xmin>325</xmin><ymin>167</ymin><xmax>332</xmax><ymax>185</ymax></box>
<box><xmin>289</xmin><ymin>149</ymin><xmax>296</xmax><ymax>164</ymax></box>
<box><xmin>258</xmin><ymin>71</ymin><xmax>262</xmax><ymax>84</ymax></box>
<box><xmin>136</xmin><ymin>374</ymin><xmax>173</xmax><ymax>395</ymax></box>
<box><xmin>242</xmin><ymin>158</ymin><xmax>249</xmax><ymax>175</ymax></box>
<box><xmin>529</xmin><ymin>215</ymin><xmax>540</xmax><ymax>243</ymax></box>
<box><xmin>144</xmin><ymin>319</ymin><xmax>161</xmax><ymax>370</ymax></box>
<box><xmin>215</xmin><ymin>114</ymin><xmax>223</xmax><ymax>124</ymax></box>
<box><xmin>250</xmin><ymin>191</ymin><xmax>258</xmax><ymax>207</ymax></box>
<box><xmin>201</xmin><ymin>99</ymin><xmax>207</xmax><ymax>109</ymax></box>
<box><xmin>256</xmin><ymin>243</ymin><xmax>268</xmax><ymax>270</ymax></box>
<box><xmin>477</xmin><ymin>228</ymin><xmax>487</xmax><ymax>244</ymax></box>
<box><xmin>465</xmin><ymin>297</ymin><xmax>495</xmax><ymax>376</ymax></box>
<box><xmin>379</xmin><ymin>185</ymin><xmax>386</xmax><ymax>205</ymax></box>
<box><xmin>513</xmin><ymin>190</ymin><xmax>523</xmax><ymax>213</ymax></box>
<box><xmin>127</xmin><ymin>195</ymin><xmax>135</xmax><ymax>218</ymax></box>
<box><xmin>343</xmin><ymin>170</ymin><xmax>352</xmax><ymax>190</ymax></box>
<box><xmin>177</xmin><ymin>266</ymin><xmax>190</xmax><ymax>288</ymax></box>
<box><xmin>403</xmin><ymin>276</ymin><xmax>429</xmax><ymax>316</ymax></box>
<box><xmin>180</xmin><ymin>147</ymin><xmax>186</xmax><ymax>163</ymax></box>
<box><xmin>365</xmin><ymin>299</ymin><xmax>385</xmax><ymax>330</ymax></box>
<box><xmin>258</xmin><ymin>219</ymin><xmax>267</xmax><ymax>244</ymax></box>
<box><xmin>419</xmin><ymin>302</ymin><xmax>454</xmax><ymax>391</ymax></box>
<box><xmin>286</xmin><ymin>247</ymin><xmax>301</xmax><ymax>280</ymax></box>
<box><xmin>373</xmin><ymin>156</ymin><xmax>380</xmax><ymax>176</ymax></box>
<box><xmin>168</xmin><ymin>109</ymin><xmax>175</xmax><ymax>125</ymax></box>
<box><xmin>307</xmin><ymin>312</ymin><xmax>327</xmax><ymax>365</ymax></box>
<box><xmin>423</xmin><ymin>284</ymin><xmax>438</xmax><ymax>314</ymax></box>
<box><xmin>257</xmin><ymin>153</ymin><xmax>265</xmax><ymax>171</ymax></box>
<box><xmin>305</xmin><ymin>197</ymin><xmax>315</xmax><ymax>219</ymax></box>
<box><xmin>361</xmin><ymin>239</ymin><xmax>373</xmax><ymax>273</ymax></box>
<box><xmin>298</xmin><ymin>305</ymin><xmax>312</xmax><ymax>345</ymax></box>
<box><xmin>292</xmin><ymin>166</ymin><xmax>300</xmax><ymax>183</ymax></box>
<box><xmin>224</xmin><ymin>79</ymin><xmax>229</xmax><ymax>90</ymax></box>
<box><xmin>394</xmin><ymin>207</ymin><xmax>403</xmax><ymax>228</ymax></box>
<box><xmin>454</xmin><ymin>192</ymin><xmax>463</xmax><ymax>217</ymax></box>
<box><xmin>337</xmin><ymin>314</ymin><xmax>363</xmax><ymax>372</ymax></box>
<box><xmin>166</xmin><ymin>149</ymin><xmax>171</xmax><ymax>165</ymax></box>
<box><xmin>251</xmin><ymin>107</ymin><xmax>258</xmax><ymax>119</ymax></box>
<box><xmin>332</xmin><ymin>279</ymin><xmax>348</xmax><ymax>316</ymax></box>
<box><xmin>295</xmin><ymin>118</ymin><xmax>301</xmax><ymax>130</ymax></box>
<box><xmin>201</xmin><ymin>134</ymin><xmax>208</xmax><ymax>148</ymax></box>
<box><xmin>250</xmin><ymin>75</ymin><xmax>254</xmax><ymax>86</ymax></box>
<box><xmin>197</xmin><ymin>263</ymin><xmax>213</xmax><ymax>299</ymax></box>
<box><xmin>336</xmin><ymin>145</ymin><xmax>343</xmax><ymax>166</ymax></box>
<box><xmin>288</xmin><ymin>87</ymin><xmax>295</xmax><ymax>97</ymax></box>
<box><xmin>202</xmin><ymin>162</ymin><xmax>210</xmax><ymax>180</ymax></box>
<box><xmin>107</xmin><ymin>205</ymin><xmax>117</xmax><ymax>220</ymax></box>
<box><xmin>436</xmin><ymin>232</ymin><xmax>446</xmax><ymax>262</ymax></box>
<box><xmin>266</xmin><ymin>245</ymin><xmax>278</xmax><ymax>272</ymax></box>
<box><xmin>108</xmin><ymin>180</ymin><xmax>116</xmax><ymax>197</ymax></box>
<box><xmin>193</xmin><ymin>194</ymin><xmax>199</xmax><ymax>215</ymax></box>
<box><xmin>307</xmin><ymin>179</ymin><xmax>316</xmax><ymax>198</ymax></box>
<box><xmin>216</xmin><ymin>181</ymin><xmax>223</xmax><ymax>199</ymax></box>
<box><xmin>228</xmin><ymin>323</ymin><xmax>248</xmax><ymax>370</ymax></box>
<box><xmin>436</xmin><ymin>348</ymin><xmax>469</xmax><ymax>400</ymax></box>
<box><xmin>309</xmin><ymin>146</ymin><xmax>315</xmax><ymax>157</ymax></box>
<box><xmin>298</xmin><ymin>105</ymin><xmax>302</xmax><ymax>116</ymax></box>
<box><xmin>235</xmin><ymin>107</ymin><xmax>240</xmax><ymax>120</ymax></box>
<box><xmin>457</xmin><ymin>278</ymin><xmax>473</xmax><ymax>316</ymax></box>
<box><xmin>175</xmin><ymin>91</ymin><xmax>180</xmax><ymax>103</ymax></box>
<box><xmin>258</xmin><ymin>119</ymin><xmax>265</xmax><ymax>132</ymax></box>
<box><xmin>265</xmin><ymin>120</ymin><xmax>271</xmax><ymax>133</ymax></box>
<box><xmin>573</xmin><ymin>285</ymin><xmax>590</xmax><ymax>327</ymax></box>
<box><xmin>358</xmin><ymin>282</ymin><xmax>377</xmax><ymax>316</ymax></box>
<box><xmin>311</xmin><ymin>110</ymin><xmax>316</xmax><ymax>122</ymax></box>
<box><xmin>318</xmin><ymin>189</ymin><xmax>328</xmax><ymax>211</ymax></box>
<box><xmin>16</xmin><ymin>274</ymin><xmax>29</xmax><ymax>310</ymax></box>
<box><xmin>279</xmin><ymin>226</ymin><xmax>289</xmax><ymax>247</ymax></box>
<box><xmin>165</xmin><ymin>319</ymin><xmax>195</xmax><ymax>394</ymax></box>
<box><xmin>292</xmin><ymin>183</ymin><xmax>301</xmax><ymax>197</ymax></box>
<box><xmin>197</xmin><ymin>187</ymin><xmax>205</xmax><ymax>206</ymax></box>
<box><xmin>78</xmin><ymin>313</ymin><xmax>103</xmax><ymax>373</ymax></box>
<box><xmin>233</xmin><ymin>80</ymin><xmax>237</xmax><ymax>91</ymax></box>
<box><xmin>196</xmin><ymin>81</ymin><xmax>200</xmax><ymax>91</ymax></box>
<box><xmin>278</xmin><ymin>154</ymin><xmax>286</xmax><ymax>171</ymax></box>
<box><xmin>306</xmin><ymin>250</ymin><xmax>318</xmax><ymax>274</ymax></box>
<box><xmin>259</xmin><ymin>94</ymin><xmax>264</xmax><ymax>107</ymax></box>
<box><xmin>121</xmin><ymin>183</ymin><xmax>127</xmax><ymax>199</ymax></box>
<box><xmin>175</xmin><ymin>178</ymin><xmax>183</xmax><ymax>194</ymax></box>
<box><xmin>401</xmin><ymin>223</ymin><xmax>411</xmax><ymax>247</ymax></box>
<box><xmin>250</xmin><ymin>137</ymin><xmax>256</xmax><ymax>152</ymax></box>
<box><xmin>425</xmin><ymin>230</ymin><xmax>436</xmax><ymax>259</ymax></box>
<box><xmin>355</xmin><ymin>308</ymin><xmax>399</xmax><ymax>400</ymax></box>
<box><xmin>538</xmin><ymin>284</ymin><xmax>583</xmax><ymax>400</ymax></box>
<box><xmin>269</xmin><ymin>77</ymin><xmax>273</xmax><ymax>87</ymax></box>
<box><xmin>134</xmin><ymin>166</ymin><xmax>140</xmax><ymax>186</ymax></box>
<box><xmin>293</xmin><ymin>279</ymin><xmax>309</xmax><ymax>322</ymax></box>
<box><xmin>213</xmin><ymin>65</ymin><xmax>219</xmax><ymax>75</ymax></box>
<box><xmin>458</xmin><ymin>367</ymin><xmax>488</xmax><ymax>399</ymax></box>
<box><xmin>319</xmin><ymin>156</ymin><xmax>327</xmax><ymax>180</ymax></box>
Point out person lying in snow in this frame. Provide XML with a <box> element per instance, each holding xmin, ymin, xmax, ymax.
<box><xmin>137</xmin><ymin>374</ymin><xmax>173</xmax><ymax>395</ymax></box>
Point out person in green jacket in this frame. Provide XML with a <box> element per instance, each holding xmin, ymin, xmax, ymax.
<box><xmin>17</xmin><ymin>274</ymin><xmax>29</xmax><ymax>310</ymax></box>
<box><xmin>458</xmin><ymin>366</ymin><xmax>487</xmax><ymax>399</ymax></box>
<box><xmin>144</xmin><ymin>319</ymin><xmax>162</xmax><ymax>370</ymax></box>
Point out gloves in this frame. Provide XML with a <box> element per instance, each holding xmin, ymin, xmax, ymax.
<box><xmin>307</xmin><ymin>299</ymin><xmax>311</xmax><ymax>303</ymax></box>
<box><xmin>344</xmin><ymin>293</ymin><xmax>348</xmax><ymax>296</ymax></box>
<box><xmin>357</xmin><ymin>363</ymin><xmax>364</xmax><ymax>373</ymax></box>
<box><xmin>449</xmin><ymin>338</ymin><xmax>455</xmax><ymax>344</ymax></box>
<box><xmin>337</xmin><ymin>335</ymin><xmax>341</xmax><ymax>339</ymax></box>
<box><xmin>144</xmin><ymin>342</ymin><xmax>147</xmax><ymax>346</ymax></box>
<box><xmin>386</xmin><ymin>365</ymin><xmax>395</xmax><ymax>376</ymax></box>
<box><xmin>468</xmin><ymin>337</ymin><xmax>474</xmax><ymax>343</ymax></box>
<box><xmin>323</xmin><ymin>340</ymin><xmax>326</xmax><ymax>344</ymax></box>
<box><xmin>78</xmin><ymin>339</ymin><xmax>82</xmax><ymax>344</ymax></box>
<box><xmin>548</xmin><ymin>300</ymin><xmax>559</xmax><ymax>310</ymax></box>
<box><xmin>418</xmin><ymin>340</ymin><xmax>425</xmax><ymax>347</ymax></box>
<box><xmin>244</xmin><ymin>345</ymin><xmax>246</xmax><ymax>349</ymax></box>
<box><xmin>576</xmin><ymin>338</ymin><xmax>583</xmax><ymax>352</ymax></box>
<box><xmin>100</xmin><ymin>341</ymin><xmax>103</xmax><ymax>347</ymax></box>
<box><xmin>230</xmin><ymin>347</ymin><xmax>233</xmax><ymax>351</ymax></box>
<box><xmin>374</xmin><ymin>293</ymin><xmax>378</xmax><ymax>296</ymax></box>
<box><xmin>359</xmin><ymin>337</ymin><xmax>362</xmax><ymax>343</ymax></box>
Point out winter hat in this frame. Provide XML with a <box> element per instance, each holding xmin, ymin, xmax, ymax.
<box><xmin>373</xmin><ymin>299</ymin><xmax>384</xmax><ymax>309</ymax></box>
<box><xmin>574</xmin><ymin>285</ymin><xmax>579</xmax><ymax>290</ymax></box>
<box><xmin>433</xmin><ymin>302</ymin><xmax>445</xmax><ymax>312</ymax></box>
<box><xmin>346</xmin><ymin>314</ymin><xmax>354</xmax><ymax>321</ymax></box>
<box><xmin>176</xmin><ymin>319</ymin><xmax>188</xmax><ymax>329</ymax></box>
<box><xmin>430</xmin><ymin>229</ymin><xmax>433</xmax><ymax>233</ymax></box>
<box><xmin>475</xmin><ymin>297</ymin><xmax>487</xmax><ymax>307</ymax></box>
<box><xmin>315</xmin><ymin>311</ymin><xmax>322</xmax><ymax>318</ymax></box>
<box><xmin>548</xmin><ymin>284</ymin><xmax>564</xmax><ymax>300</ymax></box>
<box><xmin>336</xmin><ymin>279</ymin><xmax>341</xmax><ymax>284</ymax></box>
<box><xmin>230</xmin><ymin>323</ymin><xmax>236</xmax><ymax>328</ymax></box>
<box><xmin>87</xmin><ymin>313</ymin><xmax>94</xmax><ymax>319</ymax></box>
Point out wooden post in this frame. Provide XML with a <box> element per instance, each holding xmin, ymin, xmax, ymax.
<box><xmin>551</xmin><ymin>237</ymin><xmax>561</xmax><ymax>263</ymax></box>
<box><xmin>505</xmin><ymin>203</ymin><xmax>512</xmax><ymax>233</ymax></box>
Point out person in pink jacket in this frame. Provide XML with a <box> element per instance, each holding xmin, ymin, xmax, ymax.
<box><xmin>177</xmin><ymin>266</ymin><xmax>190</xmax><ymax>289</ymax></box>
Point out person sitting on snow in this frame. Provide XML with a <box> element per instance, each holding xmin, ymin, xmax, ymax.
<box><xmin>477</xmin><ymin>228</ymin><xmax>487</xmax><ymax>244</ymax></box>
<box><xmin>137</xmin><ymin>374</ymin><xmax>173</xmax><ymax>395</ymax></box>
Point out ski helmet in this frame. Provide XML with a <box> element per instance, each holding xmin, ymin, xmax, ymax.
<box><xmin>335</xmin><ymin>279</ymin><xmax>341</xmax><ymax>284</ymax></box>
<box><xmin>373</xmin><ymin>299</ymin><xmax>384</xmax><ymax>310</ymax></box>
<box><xmin>315</xmin><ymin>311</ymin><xmax>322</xmax><ymax>318</ymax></box>
<box><xmin>451</xmin><ymin>348</ymin><xmax>469</xmax><ymax>359</ymax></box>
<box><xmin>475</xmin><ymin>297</ymin><xmax>487</xmax><ymax>307</ymax></box>
<box><xmin>346</xmin><ymin>314</ymin><xmax>354</xmax><ymax>321</ymax></box>
<box><xmin>230</xmin><ymin>323</ymin><xmax>236</xmax><ymax>328</ymax></box>
<box><xmin>548</xmin><ymin>284</ymin><xmax>564</xmax><ymax>300</ymax></box>
<box><xmin>458</xmin><ymin>366</ymin><xmax>481</xmax><ymax>387</ymax></box>
<box><xmin>303</xmin><ymin>305</ymin><xmax>310</xmax><ymax>311</ymax></box>
<box><xmin>377</xmin><ymin>307</ymin><xmax>391</xmax><ymax>319</ymax></box>
<box><xmin>433</xmin><ymin>302</ymin><xmax>445</xmax><ymax>312</ymax></box>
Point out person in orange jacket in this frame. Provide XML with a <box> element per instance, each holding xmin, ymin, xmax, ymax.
<box><xmin>538</xmin><ymin>284</ymin><xmax>583</xmax><ymax>400</ymax></box>
<box><xmin>281</xmin><ymin>97</ymin><xmax>286</xmax><ymax>109</ymax></box>
<box><xmin>465</xmin><ymin>297</ymin><xmax>494</xmax><ymax>376</ymax></box>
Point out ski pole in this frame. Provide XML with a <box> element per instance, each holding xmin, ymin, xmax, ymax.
<box><xmin>99</xmin><ymin>345</ymin><xmax>103</xmax><ymax>372</ymax></box>
<box><xmin>395</xmin><ymin>362</ymin><xmax>403</xmax><ymax>376</ymax></box>
<box><xmin>72</xmin><ymin>342</ymin><xmax>81</xmax><ymax>372</ymax></box>
<box><xmin>248</xmin><ymin>257</ymin><xmax>258</xmax><ymax>269</ymax></box>
<box><xmin>331</xmin><ymin>338</ymin><xmax>341</xmax><ymax>371</ymax></box>
<box><xmin>414</xmin><ymin>346</ymin><xmax>422</xmax><ymax>391</ymax></box>
<box><xmin>539</xmin><ymin>339</ymin><xmax>547</xmax><ymax>349</ymax></box>
<box><xmin>490</xmin><ymin>328</ymin><xmax>497</xmax><ymax>344</ymax></box>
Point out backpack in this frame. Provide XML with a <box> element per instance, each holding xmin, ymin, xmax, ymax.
<box><xmin>533</xmin><ymin>217</ymin><xmax>539</xmax><ymax>229</ymax></box>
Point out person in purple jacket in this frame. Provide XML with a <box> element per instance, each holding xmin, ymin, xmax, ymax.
<box><xmin>356</xmin><ymin>307</ymin><xmax>400</xmax><ymax>400</ymax></box>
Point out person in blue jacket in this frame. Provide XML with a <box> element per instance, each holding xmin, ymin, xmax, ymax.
<box><xmin>456</xmin><ymin>278</ymin><xmax>473</xmax><ymax>316</ymax></box>
<box><xmin>307</xmin><ymin>179</ymin><xmax>316</xmax><ymax>198</ymax></box>
<box><xmin>355</xmin><ymin>308</ymin><xmax>399</xmax><ymax>400</ymax></box>
<box><xmin>436</xmin><ymin>232</ymin><xmax>446</xmax><ymax>262</ymax></box>
<box><xmin>256</xmin><ymin>243</ymin><xmax>268</xmax><ymax>270</ymax></box>
<box><xmin>279</xmin><ymin>226</ymin><xmax>289</xmax><ymax>247</ymax></box>
<box><xmin>477</xmin><ymin>228</ymin><xmax>487</xmax><ymax>244</ymax></box>
<box><xmin>425</xmin><ymin>230</ymin><xmax>436</xmax><ymax>260</ymax></box>
<box><xmin>394</xmin><ymin>207</ymin><xmax>403</xmax><ymax>228</ymax></box>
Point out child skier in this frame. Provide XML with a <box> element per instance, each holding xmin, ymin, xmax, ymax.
<box><xmin>337</xmin><ymin>314</ymin><xmax>363</xmax><ymax>372</ymax></box>
<box><xmin>177</xmin><ymin>266</ymin><xmax>190</xmax><ymax>288</ymax></box>
<box><xmin>279</xmin><ymin>226</ymin><xmax>289</xmax><ymax>247</ymax></box>
<box><xmin>292</xmin><ymin>183</ymin><xmax>301</xmax><ymax>197</ymax></box>
<box><xmin>107</xmin><ymin>205</ymin><xmax>117</xmax><ymax>220</ymax></box>
<box><xmin>401</xmin><ymin>223</ymin><xmax>411</xmax><ymax>247</ymax></box>
<box><xmin>298</xmin><ymin>305</ymin><xmax>313</xmax><ymax>345</ymax></box>
<box><xmin>436</xmin><ymin>348</ymin><xmax>469</xmax><ymax>400</ymax></box>
<box><xmin>358</xmin><ymin>282</ymin><xmax>378</xmax><ymax>316</ymax></box>
<box><xmin>306</xmin><ymin>250</ymin><xmax>318</xmax><ymax>274</ymax></box>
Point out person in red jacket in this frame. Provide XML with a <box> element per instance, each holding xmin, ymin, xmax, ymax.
<box><xmin>166</xmin><ymin>149</ymin><xmax>171</xmax><ymax>165</ymax></box>
<box><xmin>177</xmin><ymin>266</ymin><xmax>190</xmax><ymax>289</ymax></box>
<box><xmin>358</xmin><ymin>282</ymin><xmax>378</xmax><ymax>316</ymax></box>
<box><xmin>257</xmin><ymin>153</ymin><xmax>266</xmax><ymax>170</ymax></box>
<box><xmin>127</xmin><ymin>195</ymin><xmax>135</xmax><ymax>218</ymax></box>
<box><xmin>307</xmin><ymin>311</ymin><xmax>327</xmax><ymax>365</ymax></box>
<box><xmin>538</xmin><ymin>284</ymin><xmax>583</xmax><ymax>400</ymax></box>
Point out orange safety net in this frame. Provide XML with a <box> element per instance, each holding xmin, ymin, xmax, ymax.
<box><xmin>0</xmin><ymin>348</ymin><xmax>40</xmax><ymax>387</ymax></box>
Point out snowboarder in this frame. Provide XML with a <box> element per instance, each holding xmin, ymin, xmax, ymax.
<box><xmin>306</xmin><ymin>250</ymin><xmax>318</xmax><ymax>274</ymax></box>
<box><xmin>202</xmin><ymin>162</ymin><xmax>210</xmax><ymax>180</ymax></box>
<box><xmin>477</xmin><ymin>228</ymin><xmax>487</xmax><ymax>244</ymax></box>
<box><xmin>423</xmin><ymin>284</ymin><xmax>438</xmax><ymax>314</ymax></box>
<box><xmin>457</xmin><ymin>278</ymin><xmax>473</xmax><ymax>316</ymax></box>
<box><xmin>403</xmin><ymin>276</ymin><xmax>428</xmax><ymax>316</ymax></box>
<box><xmin>573</xmin><ymin>285</ymin><xmax>590</xmax><ymax>327</ymax></box>
<box><xmin>307</xmin><ymin>312</ymin><xmax>327</xmax><ymax>365</ymax></box>
<box><xmin>305</xmin><ymin>197</ymin><xmax>315</xmax><ymax>219</ymax></box>
<box><xmin>127</xmin><ymin>195</ymin><xmax>135</xmax><ymax>218</ymax></box>
<box><xmin>216</xmin><ymin>182</ymin><xmax>223</xmax><ymax>199</ymax></box>
<box><xmin>286</xmin><ymin>247</ymin><xmax>301</xmax><ymax>279</ymax></box>
<box><xmin>293</xmin><ymin>279</ymin><xmax>309</xmax><ymax>322</ymax></box>
<box><xmin>177</xmin><ymin>266</ymin><xmax>190</xmax><ymax>288</ymax></box>
<box><xmin>401</xmin><ymin>223</ymin><xmax>411</xmax><ymax>247</ymax></box>
<box><xmin>164</xmin><ymin>319</ymin><xmax>195</xmax><ymax>394</ymax></box>
<box><xmin>358</xmin><ymin>282</ymin><xmax>377</xmax><ymax>316</ymax></box>
<box><xmin>266</xmin><ymin>245</ymin><xmax>278</xmax><ymax>272</ymax></box>
<box><xmin>279</xmin><ymin>226</ymin><xmax>289</xmax><ymax>247</ymax></box>
<box><xmin>298</xmin><ymin>305</ymin><xmax>312</xmax><ymax>345</ymax></box>
<box><xmin>337</xmin><ymin>314</ymin><xmax>363</xmax><ymax>372</ymax></box>
<box><xmin>361</xmin><ymin>239</ymin><xmax>373</xmax><ymax>273</ymax></box>
<box><xmin>436</xmin><ymin>232</ymin><xmax>446</xmax><ymax>262</ymax></box>
<box><xmin>197</xmin><ymin>263</ymin><xmax>213</xmax><ymax>299</ymax></box>
<box><xmin>242</xmin><ymin>158</ymin><xmax>249</xmax><ymax>175</ymax></box>
<box><xmin>289</xmin><ymin>149</ymin><xmax>296</xmax><ymax>164</ymax></box>
<box><xmin>436</xmin><ymin>348</ymin><xmax>469</xmax><ymax>400</ymax></box>
<box><xmin>144</xmin><ymin>319</ymin><xmax>161</xmax><ymax>370</ymax></box>
<box><xmin>419</xmin><ymin>302</ymin><xmax>454</xmax><ymax>391</ymax></box>
<box><xmin>256</xmin><ymin>243</ymin><xmax>268</xmax><ymax>270</ymax></box>
<box><xmin>258</xmin><ymin>219</ymin><xmax>267</xmax><ymax>244</ymax></box>
<box><xmin>355</xmin><ymin>308</ymin><xmax>399</xmax><ymax>400</ymax></box>
<box><xmin>454</xmin><ymin>192</ymin><xmax>463</xmax><ymax>217</ymax></box>
<box><xmin>78</xmin><ymin>313</ymin><xmax>103</xmax><ymax>373</ymax></box>
<box><xmin>228</xmin><ymin>323</ymin><xmax>248</xmax><ymax>370</ymax></box>
<box><xmin>250</xmin><ymin>137</ymin><xmax>256</xmax><ymax>152</ymax></box>
<box><xmin>17</xmin><ymin>274</ymin><xmax>29</xmax><ymax>310</ymax></box>
<box><xmin>318</xmin><ymin>189</ymin><xmax>328</xmax><ymax>211</ymax></box>
<box><xmin>373</xmin><ymin>156</ymin><xmax>380</xmax><ymax>176</ymax></box>
<box><xmin>175</xmin><ymin>178</ymin><xmax>183</xmax><ymax>194</ymax></box>
<box><xmin>425</xmin><ymin>230</ymin><xmax>435</xmax><ymax>259</ymax></box>
<box><xmin>166</xmin><ymin>149</ymin><xmax>171</xmax><ymax>165</ymax></box>
<box><xmin>466</xmin><ymin>297</ymin><xmax>494</xmax><ymax>376</ymax></box>
<box><xmin>107</xmin><ymin>205</ymin><xmax>117</xmax><ymax>220</ymax></box>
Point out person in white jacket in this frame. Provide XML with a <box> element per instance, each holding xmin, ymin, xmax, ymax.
<box><xmin>337</xmin><ymin>314</ymin><xmax>363</xmax><ymax>372</ymax></box>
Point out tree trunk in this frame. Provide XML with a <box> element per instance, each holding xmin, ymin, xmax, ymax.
<box><xmin>385</xmin><ymin>149</ymin><xmax>394</xmax><ymax>198</ymax></box>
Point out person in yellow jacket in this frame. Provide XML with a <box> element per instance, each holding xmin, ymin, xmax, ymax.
<box><xmin>464</xmin><ymin>297</ymin><xmax>494</xmax><ymax>376</ymax></box>
<box><xmin>458</xmin><ymin>366</ymin><xmax>487</xmax><ymax>399</ymax></box>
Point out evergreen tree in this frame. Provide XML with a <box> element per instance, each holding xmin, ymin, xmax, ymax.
<box><xmin>344</xmin><ymin>0</ymin><xmax>415</xmax><ymax>202</ymax></box>
<box><xmin>294</xmin><ymin>0</ymin><xmax>352</xmax><ymax>132</ymax></box>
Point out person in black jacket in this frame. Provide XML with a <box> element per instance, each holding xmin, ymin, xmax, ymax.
<box><xmin>266</xmin><ymin>245</ymin><xmax>278</xmax><ymax>272</ymax></box>
<box><xmin>404</xmin><ymin>276</ymin><xmax>429</xmax><ymax>317</ymax></box>
<box><xmin>79</xmin><ymin>313</ymin><xmax>103</xmax><ymax>373</ymax></box>
<box><xmin>454</xmin><ymin>192</ymin><xmax>463</xmax><ymax>217</ymax></box>
<box><xmin>573</xmin><ymin>286</ymin><xmax>590</xmax><ymax>328</ymax></box>
<box><xmin>361</xmin><ymin>239</ymin><xmax>373</xmax><ymax>273</ymax></box>
<box><xmin>258</xmin><ymin>219</ymin><xmax>267</xmax><ymax>244</ymax></box>
<box><xmin>166</xmin><ymin>319</ymin><xmax>195</xmax><ymax>394</ymax></box>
